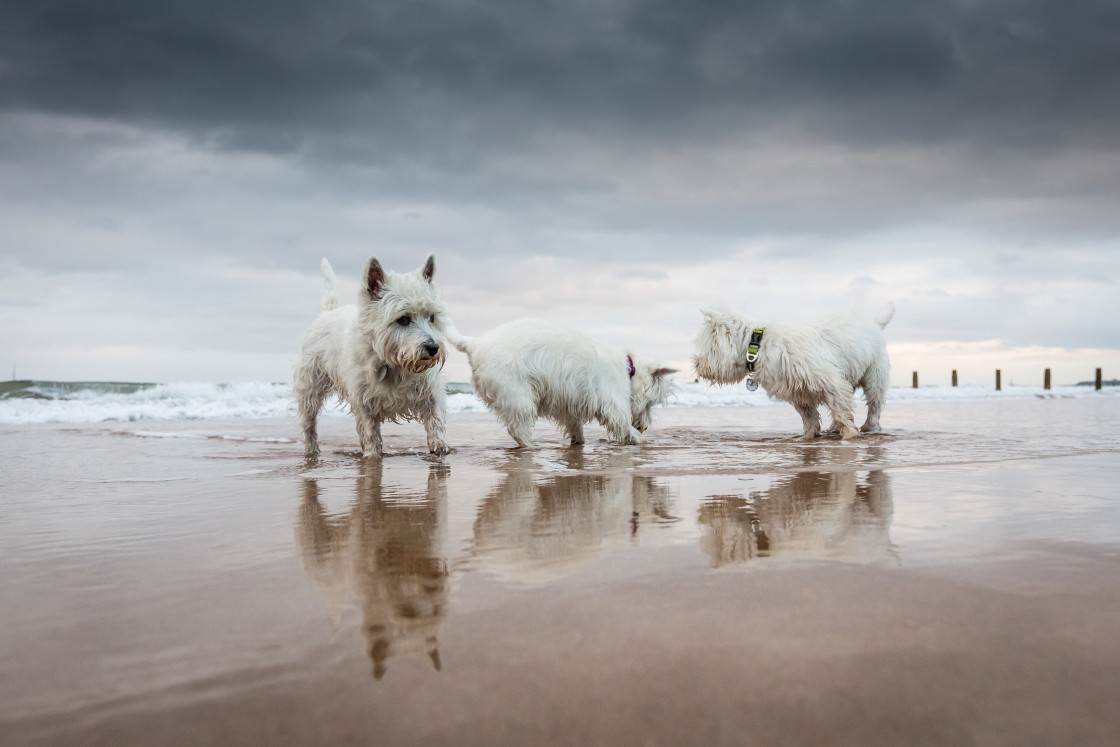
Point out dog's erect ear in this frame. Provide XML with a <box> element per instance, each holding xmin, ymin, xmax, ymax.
<box><xmin>422</xmin><ymin>254</ymin><xmax>435</xmax><ymax>283</ymax></box>
<box><xmin>700</xmin><ymin>308</ymin><xmax>741</xmax><ymax>331</ymax></box>
<box><xmin>365</xmin><ymin>257</ymin><xmax>385</xmax><ymax>298</ymax></box>
<box><xmin>652</xmin><ymin>367</ymin><xmax>679</xmax><ymax>379</ymax></box>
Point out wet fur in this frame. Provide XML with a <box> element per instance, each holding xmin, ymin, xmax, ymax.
<box><xmin>294</xmin><ymin>256</ymin><xmax>450</xmax><ymax>458</ymax></box>
<box><xmin>692</xmin><ymin>303</ymin><xmax>894</xmax><ymax>440</ymax></box>
<box><xmin>442</xmin><ymin>318</ymin><xmax>677</xmax><ymax>447</ymax></box>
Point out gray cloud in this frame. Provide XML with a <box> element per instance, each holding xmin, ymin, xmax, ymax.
<box><xmin>2</xmin><ymin>0</ymin><xmax>1119</xmax><ymax>381</ymax></box>
<box><xmin>5</xmin><ymin>1</ymin><xmax>1119</xmax><ymax>150</ymax></box>
<box><xmin>5</xmin><ymin>1</ymin><xmax>1118</xmax><ymax>232</ymax></box>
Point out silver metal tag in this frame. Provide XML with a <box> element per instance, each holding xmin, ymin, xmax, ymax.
<box><xmin>745</xmin><ymin>379</ymin><xmax>759</xmax><ymax>392</ymax></box>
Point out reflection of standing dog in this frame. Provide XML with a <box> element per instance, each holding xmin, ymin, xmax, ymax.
<box><xmin>442</xmin><ymin>318</ymin><xmax>677</xmax><ymax>447</ymax></box>
<box><xmin>692</xmin><ymin>303</ymin><xmax>894</xmax><ymax>440</ymax></box>
<box><xmin>296</xmin><ymin>465</ymin><xmax>449</xmax><ymax>679</ymax></box>
<box><xmin>697</xmin><ymin>470</ymin><xmax>894</xmax><ymax>568</ymax></box>
<box><xmin>294</xmin><ymin>256</ymin><xmax>450</xmax><ymax>458</ymax></box>
<box><xmin>472</xmin><ymin>453</ymin><xmax>677</xmax><ymax>582</ymax></box>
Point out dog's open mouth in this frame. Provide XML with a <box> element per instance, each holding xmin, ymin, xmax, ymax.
<box><xmin>411</xmin><ymin>353</ymin><xmax>445</xmax><ymax>373</ymax></box>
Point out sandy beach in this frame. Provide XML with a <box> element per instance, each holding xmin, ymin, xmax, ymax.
<box><xmin>3</xmin><ymin>396</ymin><xmax>1120</xmax><ymax>745</ymax></box>
<box><xmin>8</xmin><ymin>1</ymin><xmax>1120</xmax><ymax>744</ymax></box>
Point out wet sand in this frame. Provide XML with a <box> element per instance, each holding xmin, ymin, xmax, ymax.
<box><xmin>3</xmin><ymin>397</ymin><xmax>1120</xmax><ymax>745</ymax></box>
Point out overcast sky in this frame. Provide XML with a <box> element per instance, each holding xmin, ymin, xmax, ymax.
<box><xmin>2</xmin><ymin>0</ymin><xmax>1119</xmax><ymax>386</ymax></box>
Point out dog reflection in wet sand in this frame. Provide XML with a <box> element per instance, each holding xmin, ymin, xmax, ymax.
<box><xmin>472</xmin><ymin>452</ymin><xmax>677</xmax><ymax>583</ymax></box>
<box><xmin>297</xmin><ymin>465</ymin><xmax>448</xmax><ymax>679</ymax></box>
<box><xmin>698</xmin><ymin>470</ymin><xmax>894</xmax><ymax>567</ymax></box>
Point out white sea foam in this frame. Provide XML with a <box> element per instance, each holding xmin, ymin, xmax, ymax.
<box><xmin>0</xmin><ymin>381</ymin><xmax>295</xmax><ymax>425</ymax></box>
<box><xmin>0</xmin><ymin>379</ymin><xmax>1115</xmax><ymax>425</ymax></box>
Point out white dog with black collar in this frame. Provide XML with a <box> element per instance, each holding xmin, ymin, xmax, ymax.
<box><xmin>692</xmin><ymin>303</ymin><xmax>895</xmax><ymax>440</ymax></box>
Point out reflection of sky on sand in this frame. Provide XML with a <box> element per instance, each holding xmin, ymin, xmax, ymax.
<box><xmin>287</xmin><ymin>427</ymin><xmax>1120</xmax><ymax>681</ymax></box>
<box><xmin>11</xmin><ymin>397</ymin><xmax>1106</xmax><ymax>695</ymax></box>
<box><xmin>888</xmin><ymin>457</ymin><xmax>1120</xmax><ymax>567</ymax></box>
<box><xmin>285</xmin><ymin>396</ymin><xmax>1120</xmax><ymax>676</ymax></box>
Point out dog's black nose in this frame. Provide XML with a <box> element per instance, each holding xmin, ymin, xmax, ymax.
<box><xmin>423</xmin><ymin>342</ymin><xmax>440</xmax><ymax>357</ymax></box>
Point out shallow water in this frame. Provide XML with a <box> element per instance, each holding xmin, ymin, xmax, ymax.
<box><xmin>2</xmin><ymin>398</ymin><xmax>1120</xmax><ymax>744</ymax></box>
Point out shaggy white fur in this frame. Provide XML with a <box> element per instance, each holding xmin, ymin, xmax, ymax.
<box><xmin>294</xmin><ymin>256</ymin><xmax>450</xmax><ymax>458</ymax></box>
<box><xmin>441</xmin><ymin>318</ymin><xmax>677</xmax><ymax>447</ymax></box>
<box><xmin>692</xmin><ymin>302</ymin><xmax>895</xmax><ymax>440</ymax></box>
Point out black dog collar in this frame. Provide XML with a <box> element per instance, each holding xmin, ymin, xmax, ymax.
<box><xmin>745</xmin><ymin>328</ymin><xmax>765</xmax><ymax>373</ymax></box>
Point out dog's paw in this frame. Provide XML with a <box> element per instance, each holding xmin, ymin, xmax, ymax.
<box><xmin>429</xmin><ymin>442</ymin><xmax>451</xmax><ymax>457</ymax></box>
<box><xmin>620</xmin><ymin>428</ymin><xmax>644</xmax><ymax>446</ymax></box>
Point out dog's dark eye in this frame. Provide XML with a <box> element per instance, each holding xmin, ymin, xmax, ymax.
<box><xmin>396</xmin><ymin>315</ymin><xmax>410</xmax><ymax>327</ymax></box>
<box><xmin>429</xmin><ymin>314</ymin><xmax>436</xmax><ymax>323</ymax></box>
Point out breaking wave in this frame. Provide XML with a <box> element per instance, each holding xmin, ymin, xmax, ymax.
<box><xmin>0</xmin><ymin>379</ymin><xmax>1114</xmax><ymax>425</ymax></box>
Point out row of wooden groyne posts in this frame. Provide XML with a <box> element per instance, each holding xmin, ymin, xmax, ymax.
<box><xmin>911</xmin><ymin>368</ymin><xmax>1107</xmax><ymax>390</ymax></box>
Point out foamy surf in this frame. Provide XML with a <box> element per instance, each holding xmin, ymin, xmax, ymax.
<box><xmin>0</xmin><ymin>379</ymin><xmax>1115</xmax><ymax>425</ymax></box>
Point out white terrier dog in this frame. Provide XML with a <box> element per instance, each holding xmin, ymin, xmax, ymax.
<box><xmin>294</xmin><ymin>255</ymin><xmax>450</xmax><ymax>458</ymax></box>
<box><xmin>441</xmin><ymin>319</ymin><xmax>677</xmax><ymax>447</ymax></box>
<box><xmin>692</xmin><ymin>302</ymin><xmax>895</xmax><ymax>440</ymax></box>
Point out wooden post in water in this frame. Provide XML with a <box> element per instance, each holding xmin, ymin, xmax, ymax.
<box><xmin>1044</xmin><ymin>368</ymin><xmax>1051</xmax><ymax>390</ymax></box>
<box><xmin>996</xmin><ymin>369</ymin><xmax>1001</xmax><ymax>391</ymax></box>
<box><xmin>1097</xmin><ymin>368</ymin><xmax>1103</xmax><ymax>390</ymax></box>
<box><xmin>912</xmin><ymin>371</ymin><xmax>918</xmax><ymax>389</ymax></box>
<box><xmin>951</xmin><ymin>370</ymin><xmax>958</xmax><ymax>387</ymax></box>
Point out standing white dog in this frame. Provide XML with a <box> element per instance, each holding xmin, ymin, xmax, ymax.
<box><xmin>442</xmin><ymin>319</ymin><xmax>677</xmax><ymax>447</ymax></box>
<box><xmin>294</xmin><ymin>255</ymin><xmax>450</xmax><ymax>458</ymax></box>
<box><xmin>692</xmin><ymin>303</ymin><xmax>895</xmax><ymax>440</ymax></box>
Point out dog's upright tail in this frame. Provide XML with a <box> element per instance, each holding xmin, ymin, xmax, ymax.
<box><xmin>438</xmin><ymin>318</ymin><xmax>476</xmax><ymax>358</ymax></box>
<box><xmin>874</xmin><ymin>301</ymin><xmax>896</xmax><ymax>330</ymax></box>
<box><xmin>319</xmin><ymin>258</ymin><xmax>338</xmax><ymax>312</ymax></box>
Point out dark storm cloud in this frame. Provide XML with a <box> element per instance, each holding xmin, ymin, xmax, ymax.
<box><xmin>3</xmin><ymin>0</ymin><xmax>1120</xmax><ymax>283</ymax></box>
<box><xmin>4</xmin><ymin>0</ymin><xmax>1120</xmax><ymax>155</ymax></box>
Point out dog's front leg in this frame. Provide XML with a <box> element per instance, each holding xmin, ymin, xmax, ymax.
<box><xmin>821</xmin><ymin>381</ymin><xmax>859</xmax><ymax>440</ymax></box>
<box><xmin>423</xmin><ymin>408</ymin><xmax>450</xmax><ymax>457</ymax></box>
<box><xmin>356</xmin><ymin>411</ymin><xmax>383</xmax><ymax>458</ymax></box>
<box><xmin>794</xmin><ymin>403</ymin><xmax>822</xmax><ymax>440</ymax></box>
<box><xmin>622</xmin><ymin>426</ymin><xmax>644</xmax><ymax>445</ymax></box>
<box><xmin>603</xmin><ymin>405</ymin><xmax>642</xmax><ymax>446</ymax></box>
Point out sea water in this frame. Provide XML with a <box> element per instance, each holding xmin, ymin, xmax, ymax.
<box><xmin>1</xmin><ymin>378</ymin><xmax>1117</xmax><ymax>425</ymax></box>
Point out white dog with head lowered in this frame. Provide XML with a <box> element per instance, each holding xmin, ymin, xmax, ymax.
<box><xmin>442</xmin><ymin>319</ymin><xmax>677</xmax><ymax>448</ymax></box>
<box><xmin>294</xmin><ymin>255</ymin><xmax>450</xmax><ymax>459</ymax></box>
<box><xmin>692</xmin><ymin>302</ymin><xmax>895</xmax><ymax>440</ymax></box>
